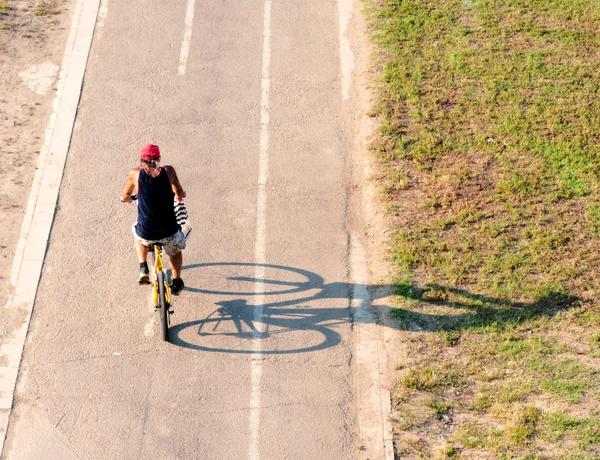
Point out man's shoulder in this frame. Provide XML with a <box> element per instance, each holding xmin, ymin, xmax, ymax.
<box><xmin>127</xmin><ymin>167</ymin><xmax>141</xmax><ymax>180</ymax></box>
<box><xmin>163</xmin><ymin>165</ymin><xmax>176</xmax><ymax>178</ymax></box>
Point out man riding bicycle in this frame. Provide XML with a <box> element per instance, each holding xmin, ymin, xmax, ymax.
<box><xmin>120</xmin><ymin>144</ymin><xmax>186</xmax><ymax>295</ymax></box>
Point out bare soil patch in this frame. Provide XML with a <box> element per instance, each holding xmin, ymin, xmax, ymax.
<box><xmin>0</xmin><ymin>0</ymin><xmax>73</xmax><ymax>317</ymax></box>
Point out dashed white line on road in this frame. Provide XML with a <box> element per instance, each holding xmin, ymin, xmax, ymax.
<box><xmin>177</xmin><ymin>0</ymin><xmax>197</xmax><ymax>75</ymax></box>
<box><xmin>337</xmin><ymin>0</ymin><xmax>355</xmax><ymax>100</ymax></box>
<box><xmin>249</xmin><ymin>0</ymin><xmax>272</xmax><ymax>458</ymax></box>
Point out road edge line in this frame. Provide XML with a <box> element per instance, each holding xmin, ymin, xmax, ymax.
<box><xmin>351</xmin><ymin>236</ymin><xmax>394</xmax><ymax>460</ymax></box>
<box><xmin>0</xmin><ymin>0</ymin><xmax>101</xmax><ymax>454</ymax></box>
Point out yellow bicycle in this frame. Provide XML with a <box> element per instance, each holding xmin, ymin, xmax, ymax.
<box><xmin>150</xmin><ymin>243</ymin><xmax>172</xmax><ymax>342</ymax></box>
<box><xmin>129</xmin><ymin>194</ymin><xmax>175</xmax><ymax>342</ymax></box>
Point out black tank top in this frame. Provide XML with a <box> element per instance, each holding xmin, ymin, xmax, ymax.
<box><xmin>136</xmin><ymin>168</ymin><xmax>179</xmax><ymax>240</ymax></box>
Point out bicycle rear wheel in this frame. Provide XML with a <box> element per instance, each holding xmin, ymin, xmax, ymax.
<box><xmin>158</xmin><ymin>273</ymin><xmax>169</xmax><ymax>342</ymax></box>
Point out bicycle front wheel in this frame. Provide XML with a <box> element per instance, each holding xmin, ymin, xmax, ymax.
<box><xmin>158</xmin><ymin>273</ymin><xmax>169</xmax><ymax>342</ymax></box>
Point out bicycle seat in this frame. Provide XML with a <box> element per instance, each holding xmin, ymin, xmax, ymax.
<box><xmin>148</xmin><ymin>243</ymin><xmax>164</xmax><ymax>253</ymax></box>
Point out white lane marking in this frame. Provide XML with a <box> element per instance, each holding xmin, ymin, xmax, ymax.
<box><xmin>248</xmin><ymin>0</ymin><xmax>271</xmax><ymax>459</ymax></box>
<box><xmin>338</xmin><ymin>0</ymin><xmax>355</xmax><ymax>100</ymax></box>
<box><xmin>177</xmin><ymin>0</ymin><xmax>197</xmax><ymax>75</ymax></box>
<box><xmin>0</xmin><ymin>0</ymin><xmax>102</xmax><ymax>454</ymax></box>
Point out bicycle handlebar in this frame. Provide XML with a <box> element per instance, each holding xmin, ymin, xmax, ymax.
<box><xmin>124</xmin><ymin>194</ymin><xmax>183</xmax><ymax>202</ymax></box>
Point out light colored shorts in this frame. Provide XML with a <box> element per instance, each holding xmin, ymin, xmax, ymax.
<box><xmin>132</xmin><ymin>224</ymin><xmax>186</xmax><ymax>257</ymax></box>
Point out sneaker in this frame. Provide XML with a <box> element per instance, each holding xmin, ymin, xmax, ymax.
<box><xmin>138</xmin><ymin>266</ymin><xmax>150</xmax><ymax>285</ymax></box>
<box><xmin>171</xmin><ymin>278</ymin><xmax>184</xmax><ymax>295</ymax></box>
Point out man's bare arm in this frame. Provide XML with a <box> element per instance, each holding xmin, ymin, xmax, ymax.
<box><xmin>120</xmin><ymin>169</ymin><xmax>139</xmax><ymax>202</ymax></box>
<box><xmin>165</xmin><ymin>166</ymin><xmax>186</xmax><ymax>199</ymax></box>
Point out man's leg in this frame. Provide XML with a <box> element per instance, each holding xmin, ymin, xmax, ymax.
<box><xmin>165</xmin><ymin>232</ymin><xmax>185</xmax><ymax>294</ymax></box>
<box><xmin>135</xmin><ymin>239</ymin><xmax>150</xmax><ymax>284</ymax></box>
<box><xmin>135</xmin><ymin>239</ymin><xmax>149</xmax><ymax>263</ymax></box>
<box><xmin>169</xmin><ymin>251</ymin><xmax>182</xmax><ymax>279</ymax></box>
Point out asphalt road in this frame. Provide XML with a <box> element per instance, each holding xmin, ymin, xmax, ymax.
<box><xmin>3</xmin><ymin>0</ymin><xmax>357</xmax><ymax>458</ymax></box>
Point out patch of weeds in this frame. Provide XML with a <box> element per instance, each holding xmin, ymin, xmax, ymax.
<box><xmin>440</xmin><ymin>330</ymin><xmax>461</xmax><ymax>346</ymax></box>
<box><xmin>576</xmin><ymin>421</ymin><xmax>600</xmax><ymax>451</ymax></box>
<box><xmin>544</xmin><ymin>412</ymin><xmax>587</xmax><ymax>441</ymax></box>
<box><xmin>384</xmin><ymin>202</ymin><xmax>403</xmax><ymax>215</ymax></box>
<box><xmin>393</xmin><ymin>280</ymin><xmax>421</xmax><ymax>300</ymax></box>
<box><xmin>0</xmin><ymin>2</ymin><xmax>11</xmax><ymax>15</ymax></box>
<box><xmin>538</xmin><ymin>357</ymin><xmax>595</xmax><ymax>400</ymax></box>
<box><xmin>566</xmin><ymin>307</ymin><xmax>600</xmax><ymax>328</ymax></box>
<box><xmin>424</xmin><ymin>397</ymin><xmax>451</xmax><ymax>417</ymax></box>
<box><xmin>423</xmin><ymin>284</ymin><xmax>448</xmax><ymax>302</ymax></box>
<box><xmin>588</xmin><ymin>333</ymin><xmax>600</xmax><ymax>350</ymax></box>
<box><xmin>497</xmin><ymin>335</ymin><xmax>552</xmax><ymax>359</ymax></box>
<box><xmin>396</xmin><ymin>437</ymin><xmax>431</xmax><ymax>458</ymax></box>
<box><xmin>392</xmin><ymin>385</ymin><xmax>411</xmax><ymax>404</ymax></box>
<box><xmin>535</xmin><ymin>286</ymin><xmax>579</xmax><ymax>310</ymax></box>
<box><xmin>389</xmin><ymin>307</ymin><xmax>426</xmax><ymax>330</ymax></box>
<box><xmin>540</xmin><ymin>380</ymin><xmax>585</xmax><ymax>403</ymax></box>
<box><xmin>489</xmin><ymin>403</ymin><xmax>541</xmax><ymax>447</ymax></box>
<box><xmin>382</xmin><ymin>169</ymin><xmax>410</xmax><ymax>197</ymax></box>
<box><xmin>394</xmin><ymin>406</ymin><xmax>431</xmax><ymax>431</ymax></box>
<box><xmin>0</xmin><ymin>21</ymin><xmax>16</xmax><ymax>30</ymax></box>
<box><xmin>470</xmin><ymin>392</ymin><xmax>493</xmax><ymax>413</ymax></box>
<box><xmin>587</xmin><ymin>204</ymin><xmax>600</xmax><ymax>236</ymax></box>
<box><xmin>455</xmin><ymin>426</ymin><xmax>485</xmax><ymax>449</ymax></box>
<box><xmin>34</xmin><ymin>0</ymin><xmax>59</xmax><ymax>16</ymax></box>
<box><xmin>495</xmin><ymin>380</ymin><xmax>531</xmax><ymax>404</ymax></box>
<box><xmin>402</xmin><ymin>366</ymin><xmax>462</xmax><ymax>391</ymax></box>
<box><xmin>543</xmin><ymin>412</ymin><xmax>600</xmax><ymax>451</ymax></box>
<box><xmin>478</xmin><ymin>366</ymin><xmax>505</xmax><ymax>383</ymax></box>
<box><xmin>438</xmin><ymin>445</ymin><xmax>460</xmax><ymax>459</ymax></box>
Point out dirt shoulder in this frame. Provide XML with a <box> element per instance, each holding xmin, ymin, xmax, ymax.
<box><xmin>0</xmin><ymin>0</ymin><xmax>74</xmax><ymax>329</ymax></box>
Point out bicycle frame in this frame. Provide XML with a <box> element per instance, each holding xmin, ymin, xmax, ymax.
<box><xmin>152</xmin><ymin>244</ymin><xmax>171</xmax><ymax>306</ymax></box>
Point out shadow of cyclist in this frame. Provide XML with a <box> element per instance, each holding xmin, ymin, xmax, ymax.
<box><xmin>170</xmin><ymin>262</ymin><xmax>580</xmax><ymax>354</ymax></box>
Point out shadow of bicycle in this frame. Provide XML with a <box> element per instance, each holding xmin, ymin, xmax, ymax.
<box><xmin>170</xmin><ymin>262</ymin><xmax>579</xmax><ymax>354</ymax></box>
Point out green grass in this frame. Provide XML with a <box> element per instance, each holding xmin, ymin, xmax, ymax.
<box><xmin>589</xmin><ymin>332</ymin><xmax>600</xmax><ymax>349</ymax></box>
<box><xmin>365</xmin><ymin>0</ymin><xmax>600</xmax><ymax>456</ymax></box>
<box><xmin>544</xmin><ymin>412</ymin><xmax>600</xmax><ymax>450</ymax></box>
<box><xmin>425</xmin><ymin>397</ymin><xmax>452</xmax><ymax>417</ymax></box>
<box><xmin>540</xmin><ymin>380</ymin><xmax>584</xmax><ymax>403</ymax></box>
<box><xmin>402</xmin><ymin>366</ymin><xmax>463</xmax><ymax>391</ymax></box>
<box><xmin>369</xmin><ymin>0</ymin><xmax>600</xmax><ymax>300</ymax></box>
